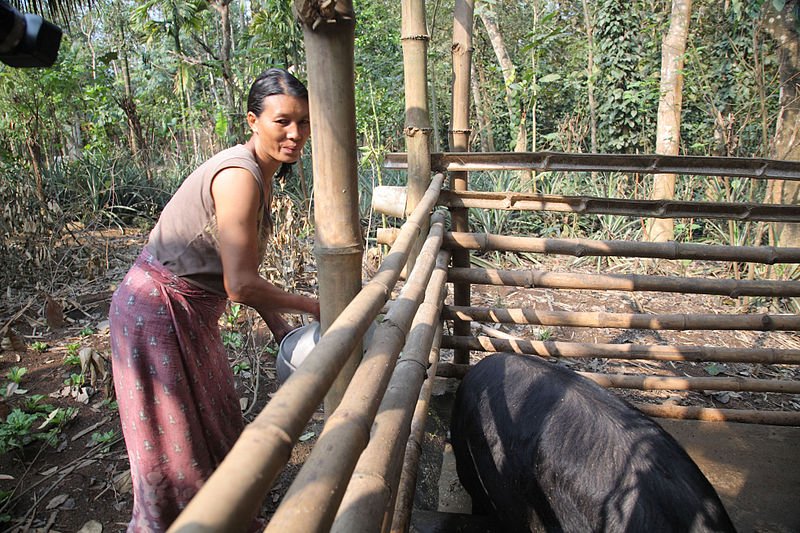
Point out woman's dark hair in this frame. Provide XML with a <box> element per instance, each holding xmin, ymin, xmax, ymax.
<box><xmin>247</xmin><ymin>68</ymin><xmax>309</xmax><ymax>178</ymax></box>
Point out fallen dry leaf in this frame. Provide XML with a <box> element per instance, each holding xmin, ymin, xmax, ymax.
<box><xmin>46</xmin><ymin>493</ymin><xmax>69</xmax><ymax>510</ymax></box>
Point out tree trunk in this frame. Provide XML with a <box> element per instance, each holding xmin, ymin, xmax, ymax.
<box><xmin>582</xmin><ymin>0</ymin><xmax>598</xmax><ymax>153</ymax></box>
<box><xmin>648</xmin><ymin>0</ymin><xmax>692</xmax><ymax>242</ymax></box>
<box><xmin>478</xmin><ymin>5</ymin><xmax>531</xmax><ymax>185</ymax></box>
<box><xmin>764</xmin><ymin>0</ymin><xmax>800</xmax><ymax>247</ymax></box>
<box><xmin>213</xmin><ymin>0</ymin><xmax>237</xmax><ymax>142</ymax></box>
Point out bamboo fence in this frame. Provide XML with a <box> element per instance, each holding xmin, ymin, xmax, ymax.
<box><xmin>384</xmin><ymin>152</ymin><xmax>800</xmax><ymax>180</ymax></box>
<box><xmin>437</xmin><ymin>189</ymin><xmax>800</xmax><ymax>222</ymax></box>
<box><xmin>401</xmin><ymin>0</ymin><xmax>431</xmax><ymax>274</ymax></box>
<box><xmin>440</xmin><ymin>335</ymin><xmax>800</xmax><ymax>364</ymax></box>
<box><xmin>436</xmin><ymin>362</ymin><xmax>800</xmax><ymax>394</ymax></box>
<box><xmin>168</xmin><ymin>176</ymin><xmax>444</xmax><ymax>532</ymax></box>
<box><xmin>331</xmin><ymin>252</ymin><xmax>449</xmax><ymax>533</ymax></box>
<box><xmin>300</xmin><ymin>0</ymin><xmax>362</xmax><ymax>415</ymax></box>
<box><xmin>447</xmin><ymin>267</ymin><xmax>800</xmax><ymax>297</ymax></box>
<box><xmin>443</xmin><ymin>232</ymin><xmax>800</xmax><ymax>264</ymax></box>
<box><xmin>264</xmin><ymin>214</ymin><xmax>446</xmax><ymax>533</ymax></box>
<box><xmin>448</xmin><ymin>0</ymin><xmax>474</xmax><ymax>365</ymax></box>
<box><xmin>390</xmin><ymin>325</ymin><xmax>443</xmax><ymax>533</ymax></box>
<box><xmin>443</xmin><ymin>305</ymin><xmax>800</xmax><ymax>331</ymax></box>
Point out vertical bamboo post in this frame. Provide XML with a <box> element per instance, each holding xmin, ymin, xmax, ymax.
<box><xmin>450</xmin><ymin>0</ymin><xmax>474</xmax><ymax>364</ymax></box>
<box><xmin>296</xmin><ymin>0</ymin><xmax>363</xmax><ymax>415</ymax></box>
<box><xmin>402</xmin><ymin>0</ymin><xmax>432</xmax><ymax>274</ymax></box>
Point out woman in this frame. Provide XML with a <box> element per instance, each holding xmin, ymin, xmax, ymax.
<box><xmin>109</xmin><ymin>68</ymin><xmax>320</xmax><ymax>532</ymax></box>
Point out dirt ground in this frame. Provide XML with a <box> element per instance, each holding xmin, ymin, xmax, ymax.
<box><xmin>1</xmin><ymin>234</ymin><xmax>798</xmax><ymax>532</ymax></box>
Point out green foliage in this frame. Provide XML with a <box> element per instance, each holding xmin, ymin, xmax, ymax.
<box><xmin>89</xmin><ymin>429</ymin><xmax>117</xmax><ymax>452</ymax></box>
<box><xmin>5</xmin><ymin>367</ymin><xmax>27</xmax><ymax>385</ymax></box>
<box><xmin>30</xmin><ymin>342</ymin><xmax>48</xmax><ymax>353</ymax></box>
<box><xmin>79</xmin><ymin>325</ymin><xmax>94</xmax><ymax>337</ymax></box>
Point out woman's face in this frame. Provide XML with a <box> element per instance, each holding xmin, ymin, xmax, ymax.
<box><xmin>248</xmin><ymin>94</ymin><xmax>311</xmax><ymax>165</ymax></box>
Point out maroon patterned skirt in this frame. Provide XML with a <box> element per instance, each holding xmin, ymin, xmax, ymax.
<box><xmin>109</xmin><ymin>249</ymin><xmax>244</xmax><ymax>532</ymax></box>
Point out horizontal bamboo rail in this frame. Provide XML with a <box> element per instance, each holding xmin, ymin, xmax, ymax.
<box><xmin>444</xmin><ymin>231</ymin><xmax>800</xmax><ymax>264</ymax></box>
<box><xmin>332</xmin><ymin>251</ymin><xmax>449</xmax><ymax>533</ymax></box>
<box><xmin>437</xmin><ymin>362</ymin><xmax>800</xmax><ymax>393</ymax></box>
<box><xmin>384</xmin><ymin>152</ymin><xmax>800</xmax><ymax>180</ymax></box>
<box><xmin>437</xmin><ymin>189</ymin><xmax>800</xmax><ymax>222</ymax></box>
<box><xmin>440</xmin><ymin>335</ymin><xmax>800</xmax><ymax>364</ymax></box>
<box><xmin>265</xmin><ymin>213</ymin><xmax>446</xmax><ymax>533</ymax></box>
<box><xmin>447</xmin><ymin>267</ymin><xmax>800</xmax><ymax>298</ymax></box>
<box><xmin>168</xmin><ymin>174</ymin><xmax>445</xmax><ymax>533</ymax></box>
<box><xmin>582</xmin><ymin>371</ymin><xmax>800</xmax><ymax>394</ymax></box>
<box><xmin>390</xmin><ymin>326</ymin><xmax>443</xmax><ymax>533</ymax></box>
<box><xmin>634</xmin><ymin>403</ymin><xmax>800</xmax><ymax>426</ymax></box>
<box><xmin>443</xmin><ymin>305</ymin><xmax>800</xmax><ymax>331</ymax></box>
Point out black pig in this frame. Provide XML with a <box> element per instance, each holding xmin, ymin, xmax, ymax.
<box><xmin>450</xmin><ymin>353</ymin><xmax>737</xmax><ymax>532</ymax></box>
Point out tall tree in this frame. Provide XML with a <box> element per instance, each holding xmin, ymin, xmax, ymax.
<box><xmin>648</xmin><ymin>0</ymin><xmax>692</xmax><ymax>242</ymax></box>
<box><xmin>763</xmin><ymin>0</ymin><xmax>800</xmax><ymax>247</ymax></box>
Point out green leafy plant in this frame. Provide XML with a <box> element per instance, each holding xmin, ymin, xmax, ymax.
<box><xmin>232</xmin><ymin>360</ymin><xmax>251</xmax><ymax>375</ymax></box>
<box><xmin>5</xmin><ymin>367</ymin><xmax>27</xmax><ymax>385</ymax></box>
<box><xmin>222</xmin><ymin>331</ymin><xmax>243</xmax><ymax>350</ymax></box>
<box><xmin>79</xmin><ymin>326</ymin><xmax>95</xmax><ymax>337</ymax></box>
<box><xmin>64</xmin><ymin>342</ymin><xmax>82</xmax><ymax>366</ymax></box>
<box><xmin>22</xmin><ymin>395</ymin><xmax>53</xmax><ymax>414</ymax></box>
<box><xmin>30</xmin><ymin>341</ymin><xmax>48</xmax><ymax>352</ymax></box>
<box><xmin>64</xmin><ymin>373</ymin><xmax>85</xmax><ymax>388</ymax></box>
<box><xmin>0</xmin><ymin>409</ymin><xmax>40</xmax><ymax>454</ymax></box>
<box><xmin>90</xmin><ymin>430</ymin><xmax>117</xmax><ymax>452</ymax></box>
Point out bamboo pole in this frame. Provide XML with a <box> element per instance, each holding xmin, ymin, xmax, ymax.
<box><xmin>447</xmin><ymin>266</ymin><xmax>800</xmax><ymax>297</ymax></box>
<box><xmin>449</xmin><ymin>0</ymin><xmax>475</xmax><ymax>366</ymax></box>
<box><xmin>167</xmin><ymin>175</ymin><xmax>444</xmax><ymax>533</ymax></box>
<box><xmin>439</xmin><ymin>335</ymin><xmax>800</xmax><ymax>364</ymax></box>
<box><xmin>443</xmin><ymin>305</ymin><xmax>800</xmax><ymax>331</ymax></box>
<box><xmin>436</xmin><ymin>362</ymin><xmax>800</xmax><ymax>393</ymax></box>
<box><xmin>296</xmin><ymin>0</ymin><xmax>362</xmax><ymax>416</ymax></box>
<box><xmin>435</xmin><ymin>189</ymin><xmax>800</xmax><ymax>222</ymax></box>
<box><xmin>383</xmin><ymin>152</ymin><xmax>800</xmax><ymax>180</ymax></box>
<box><xmin>331</xmin><ymin>251</ymin><xmax>449</xmax><ymax>533</ymax></box>
<box><xmin>444</xmin><ymin>232</ymin><xmax>800</xmax><ymax>264</ymax></box>
<box><xmin>635</xmin><ymin>403</ymin><xmax>800</xmax><ymax>426</ymax></box>
<box><xmin>401</xmin><ymin>0</ymin><xmax>432</xmax><ymax>275</ymax></box>
<box><xmin>264</xmin><ymin>214</ymin><xmax>446</xmax><ymax>533</ymax></box>
<box><xmin>581</xmin><ymin>371</ymin><xmax>800</xmax><ymax>394</ymax></box>
<box><xmin>390</xmin><ymin>324</ymin><xmax>443</xmax><ymax>533</ymax></box>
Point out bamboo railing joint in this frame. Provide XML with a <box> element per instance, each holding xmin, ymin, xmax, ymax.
<box><xmin>401</xmin><ymin>33</ymin><xmax>430</xmax><ymax>41</ymax></box>
<box><xmin>404</xmin><ymin>126</ymin><xmax>433</xmax><ymax>136</ymax></box>
<box><xmin>449</xmin><ymin>128</ymin><xmax>472</xmax><ymax>134</ymax></box>
<box><xmin>396</xmin><ymin>355</ymin><xmax>429</xmax><ymax>374</ymax></box>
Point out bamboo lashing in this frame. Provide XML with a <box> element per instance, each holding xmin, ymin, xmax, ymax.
<box><xmin>438</xmin><ymin>189</ymin><xmax>800</xmax><ymax>222</ymax></box>
<box><xmin>447</xmin><ymin>267</ymin><xmax>800</xmax><ymax>297</ymax></box>
<box><xmin>444</xmin><ymin>232</ymin><xmax>800</xmax><ymax>264</ymax></box>
<box><xmin>440</xmin><ymin>335</ymin><xmax>800</xmax><ymax>364</ymax></box>
<box><xmin>331</xmin><ymin>251</ymin><xmax>449</xmax><ymax>533</ymax></box>
<box><xmin>265</xmin><ymin>214</ymin><xmax>446</xmax><ymax>533</ymax></box>
<box><xmin>436</xmin><ymin>362</ymin><xmax>800</xmax><ymax>394</ymax></box>
<box><xmin>384</xmin><ymin>151</ymin><xmax>800</xmax><ymax>180</ymax></box>
<box><xmin>168</xmin><ymin>175</ymin><xmax>445</xmax><ymax>532</ymax></box>
<box><xmin>390</xmin><ymin>326</ymin><xmax>443</xmax><ymax>533</ymax></box>
<box><xmin>443</xmin><ymin>305</ymin><xmax>800</xmax><ymax>331</ymax></box>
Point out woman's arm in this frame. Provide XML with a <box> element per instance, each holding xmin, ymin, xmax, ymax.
<box><xmin>211</xmin><ymin>167</ymin><xmax>320</xmax><ymax>321</ymax></box>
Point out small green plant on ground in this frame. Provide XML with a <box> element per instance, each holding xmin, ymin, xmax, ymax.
<box><xmin>63</xmin><ymin>342</ymin><xmax>82</xmax><ymax>366</ymax></box>
<box><xmin>79</xmin><ymin>326</ymin><xmax>95</xmax><ymax>337</ymax></box>
<box><xmin>222</xmin><ymin>331</ymin><xmax>244</xmax><ymax>350</ymax></box>
<box><xmin>30</xmin><ymin>341</ymin><xmax>48</xmax><ymax>352</ymax></box>
<box><xmin>5</xmin><ymin>367</ymin><xmax>27</xmax><ymax>385</ymax></box>
<box><xmin>0</xmin><ymin>403</ymin><xmax>75</xmax><ymax>455</ymax></box>
<box><xmin>64</xmin><ymin>373</ymin><xmax>85</xmax><ymax>388</ymax></box>
<box><xmin>89</xmin><ymin>430</ymin><xmax>117</xmax><ymax>452</ymax></box>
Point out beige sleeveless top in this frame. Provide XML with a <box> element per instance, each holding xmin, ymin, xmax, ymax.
<box><xmin>146</xmin><ymin>144</ymin><xmax>271</xmax><ymax>296</ymax></box>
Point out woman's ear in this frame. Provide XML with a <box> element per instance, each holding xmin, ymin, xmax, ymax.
<box><xmin>246</xmin><ymin>111</ymin><xmax>257</xmax><ymax>133</ymax></box>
